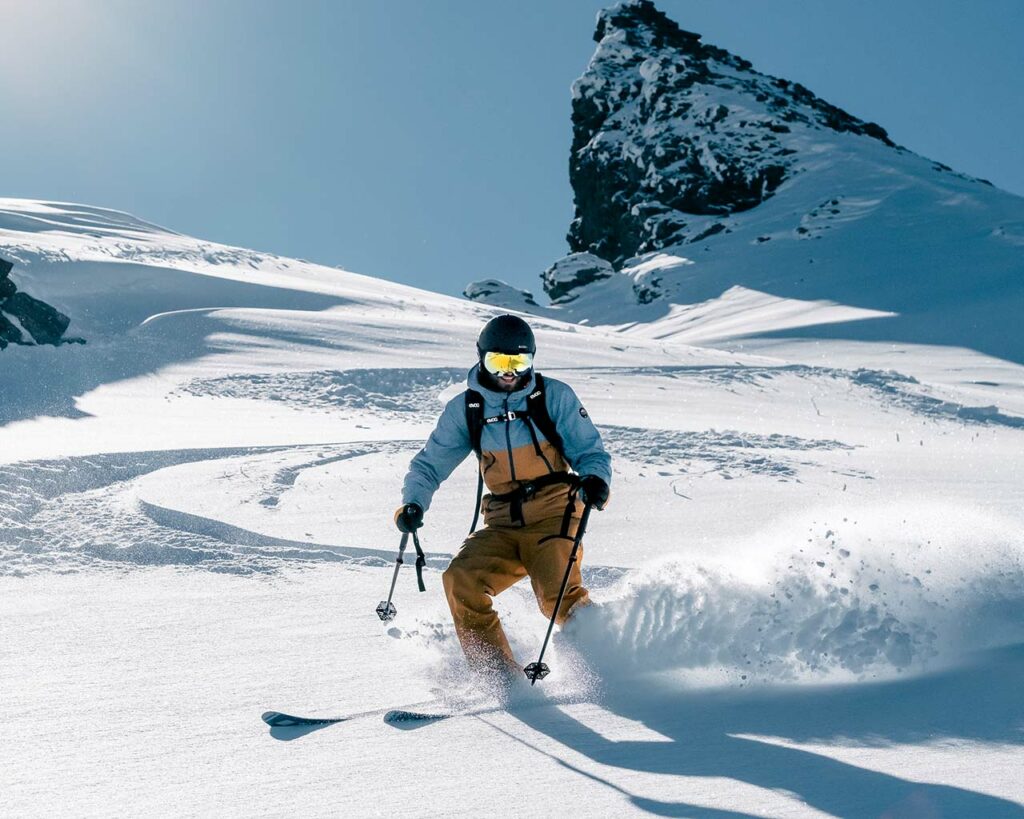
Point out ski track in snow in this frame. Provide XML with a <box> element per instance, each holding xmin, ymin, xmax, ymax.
<box><xmin>3</xmin><ymin>364</ymin><xmax>1022</xmax><ymax>687</ymax></box>
<box><xmin>0</xmin><ymin>420</ymin><xmax>854</xmax><ymax>579</ymax></box>
<box><xmin>180</xmin><ymin>366</ymin><xmax>870</xmax><ymax>481</ymax></box>
<box><xmin>0</xmin><ymin>444</ymin><xmax>428</xmax><ymax>577</ymax></box>
<box><xmin>175</xmin><ymin>367</ymin><xmax>468</xmax><ymax>417</ymax></box>
<box><xmin>166</xmin><ymin>361</ymin><xmax>1024</xmax><ymax>494</ymax></box>
<box><xmin>6</xmin><ymin>362</ymin><xmax>1023</xmax><ymax>684</ymax></box>
<box><xmin>601</xmin><ymin>424</ymin><xmax>858</xmax><ymax>482</ymax></box>
<box><xmin>606</xmin><ymin>363</ymin><xmax>1024</xmax><ymax>429</ymax></box>
<box><xmin>178</xmin><ymin>363</ymin><xmax>1024</xmax><ymax>429</ymax></box>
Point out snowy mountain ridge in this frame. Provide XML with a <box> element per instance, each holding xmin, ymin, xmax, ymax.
<box><xmin>569</xmin><ymin>0</ymin><xmax>899</xmax><ymax>265</ymax></box>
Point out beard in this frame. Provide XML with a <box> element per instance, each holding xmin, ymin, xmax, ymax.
<box><xmin>479</xmin><ymin>366</ymin><xmax>531</xmax><ymax>393</ymax></box>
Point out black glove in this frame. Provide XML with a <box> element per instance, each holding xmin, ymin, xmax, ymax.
<box><xmin>394</xmin><ymin>503</ymin><xmax>424</xmax><ymax>533</ymax></box>
<box><xmin>578</xmin><ymin>475</ymin><xmax>610</xmax><ymax>510</ymax></box>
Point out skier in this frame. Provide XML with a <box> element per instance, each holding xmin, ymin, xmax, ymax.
<box><xmin>395</xmin><ymin>314</ymin><xmax>611</xmax><ymax>687</ymax></box>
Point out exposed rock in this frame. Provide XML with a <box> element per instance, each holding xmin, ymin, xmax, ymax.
<box><xmin>463</xmin><ymin>279</ymin><xmax>539</xmax><ymax>309</ymax></box>
<box><xmin>0</xmin><ymin>312</ymin><xmax>24</xmax><ymax>348</ymax></box>
<box><xmin>541</xmin><ymin>252</ymin><xmax>615</xmax><ymax>302</ymax></box>
<box><xmin>568</xmin><ymin>0</ymin><xmax>895</xmax><ymax>266</ymax></box>
<box><xmin>0</xmin><ymin>256</ymin><xmax>82</xmax><ymax>348</ymax></box>
<box><xmin>3</xmin><ymin>291</ymin><xmax>71</xmax><ymax>345</ymax></box>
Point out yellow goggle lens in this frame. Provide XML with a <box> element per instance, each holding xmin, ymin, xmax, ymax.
<box><xmin>483</xmin><ymin>351</ymin><xmax>534</xmax><ymax>375</ymax></box>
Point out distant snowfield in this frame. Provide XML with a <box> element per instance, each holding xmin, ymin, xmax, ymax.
<box><xmin>2</xmin><ymin>199</ymin><xmax>1023</xmax><ymax>816</ymax></box>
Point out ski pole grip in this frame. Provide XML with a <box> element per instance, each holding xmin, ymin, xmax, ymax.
<box><xmin>575</xmin><ymin>503</ymin><xmax>593</xmax><ymax>542</ymax></box>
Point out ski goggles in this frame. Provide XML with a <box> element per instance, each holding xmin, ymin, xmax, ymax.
<box><xmin>482</xmin><ymin>351</ymin><xmax>534</xmax><ymax>375</ymax></box>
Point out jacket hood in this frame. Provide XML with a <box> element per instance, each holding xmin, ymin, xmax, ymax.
<box><xmin>467</xmin><ymin>363</ymin><xmax>536</xmax><ymax>403</ymax></box>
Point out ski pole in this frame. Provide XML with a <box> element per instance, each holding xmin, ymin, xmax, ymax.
<box><xmin>524</xmin><ymin>503</ymin><xmax>593</xmax><ymax>684</ymax></box>
<box><xmin>376</xmin><ymin>533</ymin><xmax>409</xmax><ymax>622</ymax></box>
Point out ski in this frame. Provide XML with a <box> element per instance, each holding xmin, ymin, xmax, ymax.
<box><xmin>265</xmin><ymin>691</ymin><xmax>566</xmax><ymax>729</ymax></box>
<box><xmin>383</xmin><ymin>705</ymin><xmax>504</xmax><ymax>726</ymax></box>
<box><xmin>383</xmin><ymin>693</ymin><xmax>560</xmax><ymax>727</ymax></box>
<box><xmin>376</xmin><ymin>686</ymin><xmax>500</xmax><ymax>724</ymax></box>
<box><xmin>262</xmin><ymin>699</ymin><xmax>439</xmax><ymax>728</ymax></box>
<box><xmin>262</xmin><ymin>711</ymin><xmax>348</xmax><ymax>727</ymax></box>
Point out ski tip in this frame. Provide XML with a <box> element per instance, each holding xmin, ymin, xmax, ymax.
<box><xmin>262</xmin><ymin>710</ymin><xmax>300</xmax><ymax>727</ymax></box>
<box><xmin>262</xmin><ymin>711</ymin><xmax>288</xmax><ymax>726</ymax></box>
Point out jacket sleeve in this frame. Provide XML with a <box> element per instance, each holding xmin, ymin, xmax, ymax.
<box><xmin>547</xmin><ymin>379</ymin><xmax>612</xmax><ymax>486</ymax></box>
<box><xmin>401</xmin><ymin>394</ymin><xmax>473</xmax><ymax>512</ymax></box>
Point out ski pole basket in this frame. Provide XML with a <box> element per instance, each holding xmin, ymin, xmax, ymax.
<box><xmin>376</xmin><ymin>530</ymin><xmax>427</xmax><ymax>621</ymax></box>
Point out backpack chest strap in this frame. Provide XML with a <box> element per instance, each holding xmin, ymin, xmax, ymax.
<box><xmin>483</xmin><ymin>409</ymin><xmax>531</xmax><ymax>425</ymax></box>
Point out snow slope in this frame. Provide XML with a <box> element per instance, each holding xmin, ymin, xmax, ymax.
<box><xmin>2</xmin><ymin>194</ymin><xmax>1022</xmax><ymax>816</ymax></box>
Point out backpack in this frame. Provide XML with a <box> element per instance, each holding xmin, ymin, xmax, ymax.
<box><xmin>463</xmin><ymin>372</ymin><xmax>574</xmax><ymax>532</ymax></box>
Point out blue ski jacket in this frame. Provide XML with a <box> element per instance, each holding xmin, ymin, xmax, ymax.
<box><xmin>402</xmin><ymin>366</ymin><xmax>611</xmax><ymax>527</ymax></box>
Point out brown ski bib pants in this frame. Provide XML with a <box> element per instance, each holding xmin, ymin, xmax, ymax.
<box><xmin>442</xmin><ymin>512</ymin><xmax>589</xmax><ymax>675</ymax></box>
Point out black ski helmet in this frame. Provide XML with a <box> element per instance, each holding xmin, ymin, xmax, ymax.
<box><xmin>476</xmin><ymin>314</ymin><xmax>536</xmax><ymax>356</ymax></box>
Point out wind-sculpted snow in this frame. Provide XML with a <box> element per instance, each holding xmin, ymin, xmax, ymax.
<box><xmin>177</xmin><ymin>368</ymin><xmax>466</xmax><ymax>416</ymax></box>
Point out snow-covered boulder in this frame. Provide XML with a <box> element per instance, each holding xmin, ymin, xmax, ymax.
<box><xmin>463</xmin><ymin>278</ymin><xmax>539</xmax><ymax>310</ymax></box>
<box><xmin>540</xmin><ymin>252</ymin><xmax>615</xmax><ymax>303</ymax></box>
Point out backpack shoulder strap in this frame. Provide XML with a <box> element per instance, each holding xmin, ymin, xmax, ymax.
<box><xmin>527</xmin><ymin>373</ymin><xmax>568</xmax><ymax>463</ymax></box>
<box><xmin>464</xmin><ymin>388</ymin><xmax>485</xmax><ymax>534</ymax></box>
<box><xmin>464</xmin><ymin>389</ymin><xmax>484</xmax><ymax>458</ymax></box>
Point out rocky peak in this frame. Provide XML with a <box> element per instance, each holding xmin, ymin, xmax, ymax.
<box><xmin>569</xmin><ymin>0</ymin><xmax>895</xmax><ymax>267</ymax></box>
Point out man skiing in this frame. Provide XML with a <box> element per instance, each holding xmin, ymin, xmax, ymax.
<box><xmin>395</xmin><ymin>314</ymin><xmax>611</xmax><ymax>686</ymax></box>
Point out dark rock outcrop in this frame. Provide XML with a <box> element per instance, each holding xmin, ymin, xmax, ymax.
<box><xmin>569</xmin><ymin>0</ymin><xmax>895</xmax><ymax>266</ymax></box>
<box><xmin>4</xmin><ymin>292</ymin><xmax>71</xmax><ymax>345</ymax></box>
<box><xmin>464</xmin><ymin>279</ymin><xmax>540</xmax><ymax>308</ymax></box>
<box><xmin>0</xmin><ymin>312</ymin><xmax>24</xmax><ymax>348</ymax></box>
<box><xmin>0</xmin><ymin>256</ymin><xmax>79</xmax><ymax>348</ymax></box>
<box><xmin>541</xmin><ymin>253</ymin><xmax>616</xmax><ymax>302</ymax></box>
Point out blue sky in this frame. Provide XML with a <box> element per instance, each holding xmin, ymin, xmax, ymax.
<box><xmin>3</xmin><ymin>1</ymin><xmax>1022</xmax><ymax>297</ymax></box>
